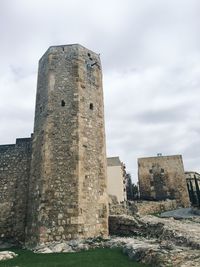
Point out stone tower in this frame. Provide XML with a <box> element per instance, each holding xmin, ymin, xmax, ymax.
<box><xmin>138</xmin><ymin>155</ymin><xmax>190</xmax><ymax>207</ymax></box>
<box><xmin>26</xmin><ymin>44</ymin><xmax>108</xmax><ymax>246</ymax></box>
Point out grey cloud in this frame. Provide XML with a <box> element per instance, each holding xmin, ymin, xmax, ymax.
<box><xmin>0</xmin><ymin>108</ymin><xmax>34</xmax><ymax>123</ymax></box>
<box><xmin>135</xmin><ymin>106</ymin><xmax>188</xmax><ymax>124</ymax></box>
<box><xmin>1</xmin><ymin>0</ymin><xmax>200</xmax><ymax>181</ymax></box>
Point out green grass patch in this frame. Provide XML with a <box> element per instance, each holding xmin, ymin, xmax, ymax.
<box><xmin>0</xmin><ymin>248</ymin><xmax>149</xmax><ymax>267</ymax></box>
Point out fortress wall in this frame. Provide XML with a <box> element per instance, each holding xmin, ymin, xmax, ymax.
<box><xmin>0</xmin><ymin>138</ymin><xmax>31</xmax><ymax>243</ymax></box>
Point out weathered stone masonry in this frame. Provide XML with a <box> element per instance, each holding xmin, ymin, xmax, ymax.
<box><xmin>26</xmin><ymin>44</ymin><xmax>108</xmax><ymax>246</ymax></box>
<box><xmin>0</xmin><ymin>138</ymin><xmax>32</xmax><ymax>243</ymax></box>
<box><xmin>138</xmin><ymin>155</ymin><xmax>190</xmax><ymax>207</ymax></box>
<box><xmin>0</xmin><ymin>44</ymin><xmax>108</xmax><ymax>246</ymax></box>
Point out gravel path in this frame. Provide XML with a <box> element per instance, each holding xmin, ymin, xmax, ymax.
<box><xmin>160</xmin><ymin>208</ymin><xmax>200</xmax><ymax>219</ymax></box>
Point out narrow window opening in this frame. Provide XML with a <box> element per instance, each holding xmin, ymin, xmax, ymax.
<box><xmin>87</xmin><ymin>52</ymin><xmax>93</xmax><ymax>61</ymax></box>
<box><xmin>89</xmin><ymin>103</ymin><xmax>93</xmax><ymax>110</ymax></box>
<box><xmin>61</xmin><ymin>100</ymin><xmax>65</xmax><ymax>107</ymax></box>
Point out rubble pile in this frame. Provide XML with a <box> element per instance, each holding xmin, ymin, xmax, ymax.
<box><xmin>1</xmin><ymin>214</ymin><xmax>199</xmax><ymax>266</ymax></box>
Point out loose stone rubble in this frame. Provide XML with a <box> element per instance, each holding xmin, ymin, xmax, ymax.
<box><xmin>0</xmin><ymin>251</ymin><xmax>18</xmax><ymax>261</ymax></box>
<box><xmin>33</xmin><ymin>235</ymin><xmax>200</xmax><ymax>267</ymax></box>
<box><xmin>1</xmin><ymin>214</ymin><xmax>199</xmax><ymax>266</ymax></box>
<box><xmin>31</xmin><ymin>215</ymin><xmax>200</xmax><ymax>267</ymax></box>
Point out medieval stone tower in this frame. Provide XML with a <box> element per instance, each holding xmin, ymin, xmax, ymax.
<box><xmin>26</xmin><ymin>44</ymin><xmax>108</xmax><ymax>246</ymax></box>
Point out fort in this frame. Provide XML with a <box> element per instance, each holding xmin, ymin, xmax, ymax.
<box><xmin>0</xmin><ymin>44</ymin><xmax>108</xmax><ymax>247</ymax></box>
<box><xmin>0</xmin><ymin>43</ymin><xmax>193</xmax><ymax>250</ymax></box>
<box><xmin>1</xmin><ymin>43</ymin><xmax>199</xmax><ymax>267</ymax></box>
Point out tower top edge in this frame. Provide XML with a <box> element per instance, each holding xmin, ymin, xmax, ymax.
<box><xmin>138</xmin><ymin>154</ymin><xmax>182</xmax><ymax>161</ymax></box>
<box><xmin>39</xmin><ymin>44</ymin><xmax>100</xmax><ymax>61</ymax></box>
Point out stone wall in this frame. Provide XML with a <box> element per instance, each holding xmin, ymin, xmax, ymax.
<box><xmin>109</xmin><ymin>197</ymin><xmax>178</xmax><ymax>216</ymax></box>
<box><xmin>109</xmin><ymin>202</ymin><xmax>133</xmax><ymax>216</ymax></box>
<box><xmin>138</xmin><ymin>155</ymin><xmax>190</xmax><ymax>207</ymax></box>
<box><xmin>0</xmin><ymin>138</ymin><xmax>32</xmax><ymax>243</ymax></box>
<box><xmin>109</xmin><ymin>215</ymin><xmax>164</xmax><ymax>238</ymax></box>
<box><xmin>26</xmin><ymin>44</ymin><xmax>108</xmax><ymax>246</ymax></box>
<box><xmin>135</xmin><ymin>200</ymin><xmax>178</xmax><ymax>215</ymax></box>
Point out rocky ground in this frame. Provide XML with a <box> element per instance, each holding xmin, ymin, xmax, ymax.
<box><xmin>109</xmin><ymin>214</ymin><xmax>200</xmax><ymax>266</ymax></box>
<box><xmin>0</xmin><ymin>251</ymin><xmax>17</xmax><ymax>261</ymax></box>
<box><xmin>31</xmin><ymin>214</ymin><xmax>200</xmax><ymax>267</ymax></box>
<box><xmin>0</xmin><ymin>214</ymin><xmax>199</xmax><ymax>266</ymax></box>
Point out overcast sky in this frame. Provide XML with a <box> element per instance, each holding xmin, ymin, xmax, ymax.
<box><xmin>0</xmin><ymin>0</ymin><xmax>200</xmax><ymax>182</ymax></box>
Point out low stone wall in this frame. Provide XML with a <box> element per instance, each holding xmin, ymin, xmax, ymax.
<box><xmin>109</xmin><ymin>199</ymin><xmax>178</xmax><ymax>216</ymax></box>
<box><xmin>109</xmin><ymin>214</ymin><xmax>200</xmax><ymax>249</ymax></box>
<box><xmin>108</xmin><ymin>195</ymin><xmax>137</xmax><ymax>216</ymax></box>
<box><xmin>134</xmin><ymin>199</ymin><xmax>178</xmax><ymax>215</ymax></box>
<box><xmin>109</xmin><ymin>202</ymin><xmax>138</xmax><ymax>216</ymax></box>
<box><xmin>109</xmin><ymin>215</ymin><xmax>163</xmax><ymax>238</ymax></box>
<box><xmin>109</xmin><ymin>203</ymin><xmax>128</xmax><ymax>215</ymax></box>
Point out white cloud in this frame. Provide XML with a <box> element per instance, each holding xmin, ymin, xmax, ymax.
<box><xmin>0</xmin><ymin>0</ymin><xmax>200</xmax><ymax>181</ymax></box>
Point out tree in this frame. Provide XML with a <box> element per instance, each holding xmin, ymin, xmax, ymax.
<box><xmin>187</xmin><ymin>182</ymin><xmax>193</xmax><ymax>204</ymax></box>
<box><xmin>189</xmin><ymin>180</ymin><xmax>197</xmax><ymax>206</ymax></box>
<box><xmin>132</xmin><ymin>183</ymin><xmax>139</xmax><ymax>199</ymax></box>
<box><xmin>126</xmin><ymin>173</ymin><xmax>134</xmax><ymax>200</ymax></box>
<box><xmin>126</xmin><ymin>173</ymin><xmax>139</xmax><ymax>200</ymax></box>
<box><xmin>194</xmin><ymin>175</ymin><xmax>200</xmax><ymax>207</ymax></box>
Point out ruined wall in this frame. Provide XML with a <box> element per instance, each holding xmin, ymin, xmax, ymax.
<box><xmin>135</xmin><ymin>200</ymin><xmax>178</xmax><ymax>215</ymax></box>
<box><xmin>0</xmin><ymin>138</ymin><xmax>32</xmax><ymax>243</ymax></box>
<box><xmin>108</xmin><ymin>197</ymin><xmax>177</xmax><ymax>217</ymax></box>
<box><xmin>108</xmin><ymin>215</ymin><xmax>162</xmax><ymax>237</ymax></box>
<box><xmin>138</xmin><ymin>155</ymin><xmax>190</xmax><ymax>207</ymax></box>
<box><xmin>26</xmin><ymin>44</ymin><xmax>108</xmax><ymax>246</ymax></box>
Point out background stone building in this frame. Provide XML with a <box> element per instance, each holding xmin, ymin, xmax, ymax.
<box><xmin>107</xmin><ymin>157</ymin><xmax>127</xmax><ymax>203</ymax></box>
<box><xmin>0</xmin><ymin>44</ymin><xmax>108</xmax><ymax>246</ymax></box>
<box><xmin>138</xmin><ymin>154</ymin><xmax>190</xmax><ymax>207</ymax></box>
